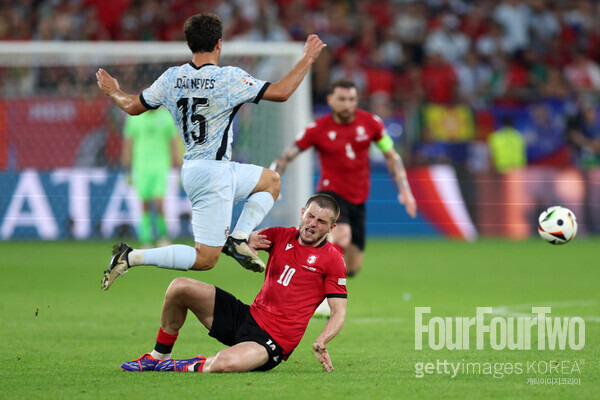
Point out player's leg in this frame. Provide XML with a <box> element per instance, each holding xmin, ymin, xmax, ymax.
<box><xmin>343</xmin><ymin>244</ymin><xmax>364</xmax><ymax>277</ymax></box>
<box><xmin>139</xmin><ymin>201</ymin><xmax>153</xmax><ymax>247</ymax></box>
<box><xmin>343</xmin><ymin>202</ymin><xmax>366</xmax><ymax>277</ymax></box>
<box><xmin>230</xmin><ymin>166</ymin><xmax>279</xmax><ymax>238</ymax></box>
<box><xmin>149</xmin><ymin>171</ymin><xmax>171</xmax><ymax>247</ymax></box>
<box><xmin>202</xmin><ymin>342</ymin><xmax>269</xmax><ymax>373</ymax></box>
<box><xmin>154</xmin><ymin>342</ymin><xmax>269</xmax><ymax>373</ymax></box>
<box><xmin>133</xmin><ymin>171</ymin><xmax>154</xmax><ymax>247</ymax></box>
<box><xmin>154</xmin><ymin>197</ymin><xmax>171</xmax><ymax>247</ymax></box>
<box><xmin>101</xmin><ymin>161</ymin><xmax>229</xmax><ymax>290</ymax></box>
<box><xmin>223</xmin><ymin>164</ymin><xmax>278</xmax><ymax>272</ymax></box>
<box><xmin>121</xmin><ymin>277</ymin><xmax>216</xmax><ymax>372</ymax></box>
<box><xmin>330</xmin><ymin>222</ymin><xmax>352</xmax><ymax>251</ymax></box>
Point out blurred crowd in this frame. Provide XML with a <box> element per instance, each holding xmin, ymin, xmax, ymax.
<box><xmin>2</xmin><ymin>0</ymin><xmax>600</xmax><ymax>172</ymax></box>
<box><xmin>3</xmin><ymin>0</ymin><xmax>600</xmax><ymax>109</ymax></box>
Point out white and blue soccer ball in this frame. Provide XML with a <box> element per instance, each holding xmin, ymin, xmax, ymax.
<box><xmin>538</xmin><ymin>206</ymin><xmax>578</xmax><ymax>245</ymax></box>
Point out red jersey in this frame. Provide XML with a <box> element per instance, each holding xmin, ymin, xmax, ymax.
<box><xmin>295</xmin><ymin>109</ymin><xmax>386</xmax><ymax>204</ymax></box>
<box><xmin>249</xmin><ymin>227</ymin><xmax>347</xmax><ymax>358</ymax></box>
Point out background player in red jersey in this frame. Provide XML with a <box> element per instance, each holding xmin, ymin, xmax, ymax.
<box><xmin>119</xmin><ymin>194</ymin><xmax>347</xmax><ymax>373</ymax></box>
<box><xmin>273</xmin><ymin>79</ymin><xmax>417</xmax><ymax>278</ymax></box>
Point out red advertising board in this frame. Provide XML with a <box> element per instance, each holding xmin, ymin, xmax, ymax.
<box><xmin>7</xmin><ymin>96</ymin><xmax>111</xmax><ymax>169</ymax></box>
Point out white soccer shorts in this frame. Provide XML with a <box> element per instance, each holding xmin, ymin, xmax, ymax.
<box><xmin>181</xmin><ymin>159</ymin><xmax>262</xmax><ymax>247</ymax></box>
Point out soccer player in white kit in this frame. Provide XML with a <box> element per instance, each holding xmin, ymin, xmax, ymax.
<box><xmin>97</xmin><ymin>13</ymin><xmax>326</xmax><ymax>289</ymax></box>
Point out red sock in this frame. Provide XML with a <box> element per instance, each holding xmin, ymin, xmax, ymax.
<box><xmin>155</xmin><ymin>327</ymin><xmax>178</xmax><ymax>354</ymax></box>
<box><xmin>193</xmin><ymin>361</ymin><xmax>205</xmax><ymax>372</ymax></box>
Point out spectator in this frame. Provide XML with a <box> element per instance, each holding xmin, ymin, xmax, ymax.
<box><xmin>460</xmin><ymin>3</ymin><xmax>489</xmax><ymax>43</ymax></box>
<box><xmin>425</xmin><ymin>13</ymin><xmax>471</xmax><ymax>64</ymax></box>
<box><xmin>330</xmin><ymin>47</ymin><xmax>368</xmax><ymax>101</ymax></box>
<box><xmin>563</xmin><ymin>50</ymin><xmax>600</xmax><ymax>96</ymax></box>
<box><xmin>455</xmin><ymin>50</ymin><xmax>493</xmax><ymax>106</ymax></box>
<box><xmin>493</xmin><ymin>0</ymin><xmax>531</xmax><ymax>54</ymax></box>
<box><xmin>475</xmin><ymin>21</ymin><xmax>511</xmax><ymax>68</ymax></box>
<box><xmin>420</xmin><ymin>52</ymin><xmax>458</xmax><ymax>104</ymax></box>
<box><xmin>529</xmin><ymin>0</ymin><xmax>560</xmax><ymax>53</ymax></box>
<box><xmin>568</xmin><ymin>101</ymin><xmax>600</xmax><ymax>168</ymax></box>
<box><xmin>393</xmin><ymin>2</ymin><xmax>427</xmax><ymax>65</ymax></box>
<box><xmin>424</xmin><ymin>12</ymin><xmax>470</xmax><ymax>64</ymax></box>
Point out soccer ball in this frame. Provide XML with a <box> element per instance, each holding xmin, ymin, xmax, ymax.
<box><xmin>537</xmin><ymin>206</ymin><xmax>578</xmax><ymax>245</ymax></box>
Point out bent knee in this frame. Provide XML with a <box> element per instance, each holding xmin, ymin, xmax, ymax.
<box><xmin>206</xmin><ymin>353</ymin><xmax>243</xmax><ymax>373</ymax></box>
<box><xmin>166</xmin><ymin>277</ymin><xmax>197</xmax><ymax>297</ymax></box>
<box><xmin>256</xmin><ymin>169</ymin><xmax>281</xmax><ymax>198</ymax></box>
<box><xmin>265</xmin><ymin>170</ymin><xmax>281</xmax><ymax>197</ymax></box>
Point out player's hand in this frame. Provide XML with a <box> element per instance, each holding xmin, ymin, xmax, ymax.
<box><xmin>96</xmin><ymin>68</ymin><xmax>120</xmax><ymax>96</ymax></box>
<box><xmin>303</xmin><ymin>34</ymin><xmax>326</xmax><ymax>63</ymax></box>
<box><xmin>399</xmin><ymin>190</ymin><xmax>417</xmax><ymax>218</ymax></box>
<box><xmin>313</xmin><ymin>341</ymin><xmax>334</xmax><ymax>372</ymax></box>
<box><xmin>248</xmin><ymin>228</ymin><xmax>271</xmax><ymax>254</ymax></box>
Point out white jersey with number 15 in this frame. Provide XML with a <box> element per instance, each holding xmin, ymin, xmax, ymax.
<box><xmin>141</xmin><ymin>62</ymin><xmax>270</xmax><ymax>161</ymax></box>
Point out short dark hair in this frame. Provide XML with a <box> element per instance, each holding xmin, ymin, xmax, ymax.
<box><xmin>330</xmin><ymin>78</ymin><xmax>357</xmax><ymax>93</ymax></box>
<box><xmin>305</xmin><ymin>194</ymin><xmax>340</xmax><ymax>224</ymax></box>
<box><xmin>184</xmin><ymin>13</ymin><xmax>222</xmax><ymax>54</ymax></box>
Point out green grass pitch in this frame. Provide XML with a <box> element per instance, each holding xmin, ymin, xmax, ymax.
<box><xmin>1</xmin><ymin>238</ymin><xmax>599</xmax><ymax>399</ymax></box>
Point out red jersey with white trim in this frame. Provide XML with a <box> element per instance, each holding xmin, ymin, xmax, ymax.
<box><xmin>295</xmin><ymin>109</ymin><xmax>386</xmax><ymax>204</ymax></box>
<box><xmin>249</xmin><ymin>227</ymin><xmax>347</xmax><ymax>358</ymax></box>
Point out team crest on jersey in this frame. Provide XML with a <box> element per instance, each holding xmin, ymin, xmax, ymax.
<box><xmin>307</xmin><ymin>255</ymin><xmax>317</xmax><ymax>264</ymax></box>
<box><xmin>328</xmin><ymin>131</ymin><xmax>337</xmax><ymax>141</ymax></box>
<box><xmin>355</xmin><ymin>126</ymin><xmax>369</xmax><ymax>142</ymax></box>
<box><xmin>242</xmin><ymin>74</ymin><xmax>256</xmax><ymax>86</ymax></box>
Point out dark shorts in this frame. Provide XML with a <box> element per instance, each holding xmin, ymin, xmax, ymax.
<box><xmin>319</xmin><ymin>191</ymin><xmax>366</xmax><ymax>250</ymax></box>
<box><xmin>208</xmin><ymin>287</ymin><xmax>283</xmax><ymax>372</ymax></box>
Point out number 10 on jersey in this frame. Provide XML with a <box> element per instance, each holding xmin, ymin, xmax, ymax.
<box><xmin>277</xmin><ymin>265</ymin><xmax>296</xmax><ymax>286</ymax></box>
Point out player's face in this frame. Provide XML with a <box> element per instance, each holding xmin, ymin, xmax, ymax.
<box><xmin>327</xmin><ymin>87</ymin><xmax>358</xmax><ymax>123</ymax></box>
<box><xmin>298</xmin><ymin>203</ymin><xmax>336</xmax><ymax>246</ymax></box>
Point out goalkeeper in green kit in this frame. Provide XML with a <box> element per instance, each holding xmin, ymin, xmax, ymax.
<box><xmin>122</xmin><ymin>107</ymin><xmax>180</xmax><ymax>248</ymax></box>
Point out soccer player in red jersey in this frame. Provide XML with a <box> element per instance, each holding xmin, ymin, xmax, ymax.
<box><xmin>273</xmin><ymin>79</ymin><xmax>417</xmax><ymax>278</ymax></box>
<box><xmin>120</xmin><ymin>194</ymin><xmax>347</xmax><ymax>373</ymax></box>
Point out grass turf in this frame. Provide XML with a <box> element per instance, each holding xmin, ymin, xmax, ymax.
<box><xmin>0</xmin><ymin>238</ymin><xmax>598</xmax><ymax>399</ymax></box>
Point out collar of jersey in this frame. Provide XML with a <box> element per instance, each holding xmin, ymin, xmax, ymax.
<box><xmin>188</xmin><ymin>62</ymin><xmax>215</xmax><ymax>70</ymax></box>
<box><xmin>295</xmin><ymin>232</ymin><xmax>328</xmax><ymax>248</ymax></box>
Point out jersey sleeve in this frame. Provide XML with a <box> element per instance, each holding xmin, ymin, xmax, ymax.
<box><xmin>225</xmin><ymin>67</ymin><xmax>270</xmax><ymax>106</ymax></box>
<box><xmin>262</xmin><ymin>226</ymin><xmax>286</xmax><ymax>252</ymax></box>
<box><xmin>140</xmin><ymin>68</ymin><xmax>176</xmax><ymax>110</ymax></box>
<box><xmin>294</xmin><ymin>121</ymin><xmax>318</xmax><ymax>151</ymax></box>
<box><xmin>371</xmin><ymin>114</ymin><xmax>387</xmax><ymax>142</ymax></box>
<box><xmin>324</xmin><ymin>251</ymin><xmax>348</xmax><ymax>298</ymax></box>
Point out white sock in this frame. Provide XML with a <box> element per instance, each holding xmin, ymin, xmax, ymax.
<box><xmin>128</xmin><ymin>250</ymin><xmax>145</xmax><ymax>266</ymax></box>
<box><xmin>141</xmin><ymin>245</ymin><xmax>196</xmax><ymax>270</ymax></box>
<box><xmin>150</xmin><ymin>350</ymin><xmax>171</xmax><ymax>360</ymax></box>
<box><xmin>232</xmin><ymin>192</ymin><xmax>274</xmax><ymax>239</ymax></box>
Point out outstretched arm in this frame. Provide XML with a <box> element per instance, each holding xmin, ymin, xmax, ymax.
<box><xmin>271</xmin><ymin>145</ymin><xmax>302</xmax><ymax>176</ymax></box>
<box><xmin>382</xmin><ymin>147</ymin><xmax>417</xmax><ymax>218</ymax></box>
<box><xmin>313</xmin><ymin>297</ymin><xmax>346</xmax><ymax>372</ymax></box>
<box><xmin>96</xmin><ymin>68</ymin><xmax>147</xmax><ymax>115</ymax></box>
<box><xmin>262</xmin><ymin>35</ymin><xmax>326</xmax><ymax>102</ymax></box>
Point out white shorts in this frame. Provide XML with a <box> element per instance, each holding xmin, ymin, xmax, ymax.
<box><xmin>181</xmin><ymin>159</ymin><xmax>263</xmax><ymax>246</ymax></box>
